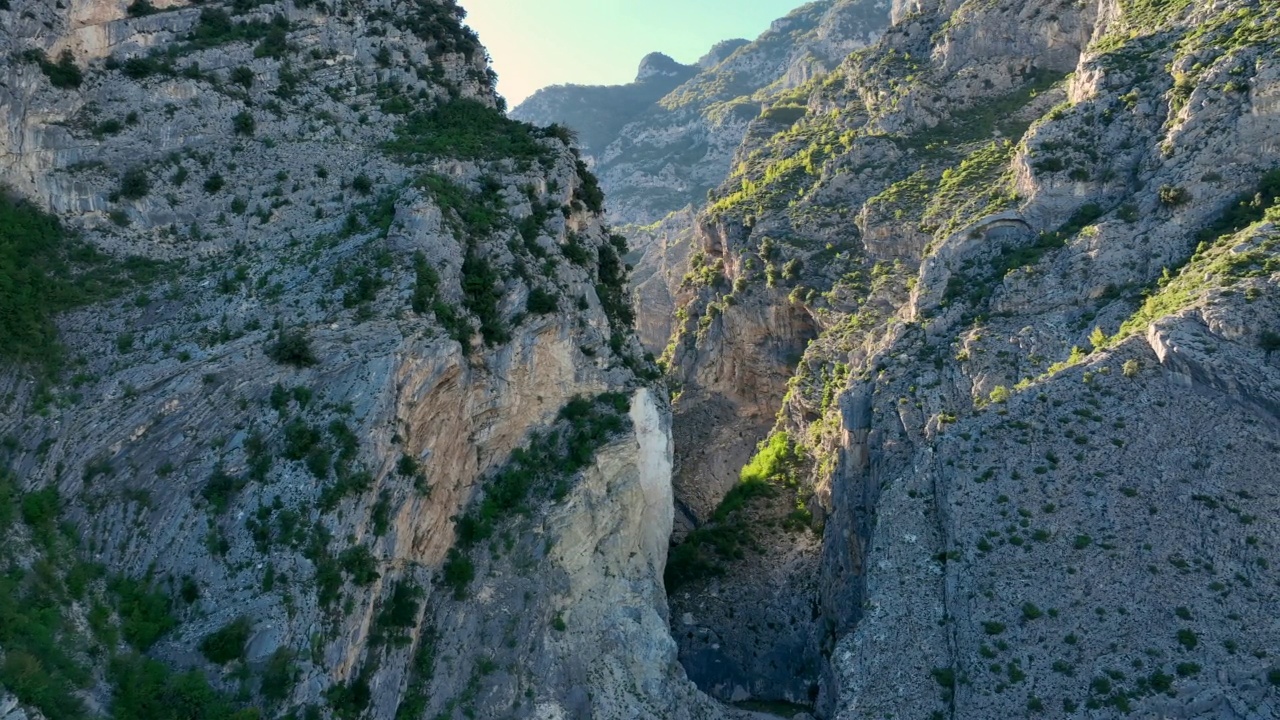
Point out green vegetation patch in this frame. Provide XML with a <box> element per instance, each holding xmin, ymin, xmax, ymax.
<box><xmin>455</xmin><ymin>393</ymin><xmax>631</xmax><ymax>547</ymax></box>
<box><xmin>384</xmin><ymin>100</ymin><xmax>554</xmax><ymax>165</ymax></box>
<box><xmin>199</xmin><ymin>616</ymin><xmax>252</xmax><ymax>665</ymax></box>
<box><xmin>1110</xmin><ymin>170</ymin><xmax>1280</xmax><ymax>343</ymax></box>
<box><xmin>666</xmin><ymin>432</ymin><xmax>805</xmax><ymax>591</ymax></box>
<box><xmin>22</xmin><ymin>49</ymin><xmax>82</xmax><ymax>89</ymax></box>
<box><xmin>447</xmin><ymin>393</ymin><xmax>632</xmax><ymax>596</ymax></box>
<box><xmin>0</xmin><ymin>192</ymin><xmax>167</xmax><ymax>376</ymax></box>
<box><xmin>0</xmin><ymin>470</ymin><xmax>252</xmax><ymax>720</ymax></box>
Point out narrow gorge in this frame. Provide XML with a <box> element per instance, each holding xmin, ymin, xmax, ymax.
<box><xmin>2</xmin><ymin>1</ymin><xmax>1279</xmax><ymax>720</ymax></box>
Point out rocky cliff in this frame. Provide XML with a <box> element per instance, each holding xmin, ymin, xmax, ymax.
<box><xmin>648</xmin><ymin>0</ymin><xmax>1280</xmax><ymax>717</ymax></box>
<box><xmin>0</xmin><ymin>1</ymin><xmax>730</xmax><ymax>719</ymax></box>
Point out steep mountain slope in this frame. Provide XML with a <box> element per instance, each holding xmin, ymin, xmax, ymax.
<box><xmin>0</xmin><ymin>2</ymin><xmax>726</xmax><ymax>719</ymax></box>
<box><xmin>651</xmin><ymin>0</ymin><xmax>1280</xmax><ymax>716</ymax></box>
<box><xmin>513</xmin><ymin>0</ymin><xmax>893</xmax><ymax>356</ymax></box>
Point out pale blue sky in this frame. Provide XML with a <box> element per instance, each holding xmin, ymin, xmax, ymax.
<box><xmin>460</xmin><ymin>0</ymin><xmax>808</xmax><ymax>105</ymax></box>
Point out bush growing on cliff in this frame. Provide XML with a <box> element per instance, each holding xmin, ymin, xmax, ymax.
<box><xmin>199</xmin><ymin>617</ymin><xmax>252</xmax><ymax>665</ymax></box>
<box><xmin>1159</xmin><ymin>185</ymin><xmax>1191</xmax><ymax>207</ymax></box>
<box><xmin>738</xmin><ymin>432</ymin><xmax>801</xmax><ymax>487</ymax></box>
<box><xmin>266</xmin><ymin>330</ymin><xmax>317</xmax><ymax>367</ymax></box>
<box><xmin>383</xmin><ymin>100</ymin><xmax>550</xmax><ymax>165</ymax></box>
<box><xmin>119</xmin><ymin>167</ymin><xmax>151</xmax><ymax>200</ymax></box>
<box><xmin>232</xmin><ymin>111</ymin><xmax>256</xmax><ymax>136</ymax></box>
<box><xmin>1261</xmin><ymin>331</ymin><xmax>1280</xmax><ymax>353</ymax></box>
<box><xmin>448</xmin><ymin>394</ymin><xmax>631</xmax><ymax>594</ymax></box>
<box><xmin>526</xmin><ymin>286</ymin><xmax>558</xmax><ymax>314</ymax></box>
<box><xmin>461</xmin><ymin>249</ymin><xmax>507</xmax><ymax>345</ymax></box>
<box><xmin>388</xmin><ymin>0</ymin><xmax>481</xmax><ymax>60</ymax></box>
<box><xmin>126</xmin><ymin>0</ymin><xmax>157</xmax><ymax>16</ymax></box>
<box><xmin>24</xmin><ymin>49</ymin><xmax>83</xmax><ymax>89</ymax></box>
<box><xmin>574</xmin><ymin>160</ymin><xmax>605</xmax><ymax>213</ymax></box>
<box><xmin>441</xmin><ymin>549</ymin><xmax>474</xmax><ymax>599</ymax></box>
<box><xmin>666</xmin><ymin>433</ymin><xmax>808</xmax><ymax>590</ymax></box>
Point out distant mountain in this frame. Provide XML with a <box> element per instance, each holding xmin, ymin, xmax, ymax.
<box><xmin>512</xmin><ymin>0</ymin><xmax>893</xmax><ymax>227</ymax></box>
<box><xmin>510</xmin><ymin>52</ymin><xmax>698</xmax><ymax>159</ymax></box>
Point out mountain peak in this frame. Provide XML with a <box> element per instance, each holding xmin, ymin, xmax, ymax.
<box><xmin>637</xmin><ymin>52</ymin><xmax>691</xmax><ymax>82</ymax></box>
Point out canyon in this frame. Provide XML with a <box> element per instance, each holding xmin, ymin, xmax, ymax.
<box><xmin>1</xmin><ymin>1</ymin><xmax>1279</xmax><ymax>719</ymax></box>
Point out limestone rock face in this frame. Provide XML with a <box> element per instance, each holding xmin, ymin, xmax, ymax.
<box><xmin>641</xmin><ymin>0</ymin><xmax>1280</xmax><ymax>716</ymax></box>
<box><xmin>0</xmin><ymin>1</ymin><xmax>733</xmax><ymax>718</ymax></box>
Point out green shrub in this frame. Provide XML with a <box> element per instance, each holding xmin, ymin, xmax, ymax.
<box><xmin>738</xmin><ymin>432</ymin><xmax>800</xmax><ymax>487</ymax></box>
<box><xmin>326</xmin><ymin>669</ymin><xmax>371</xmax><ymax>719</ymax></box>
<box><xmin>394</xmin><ymin>633</ymin><xmax>437</xmax><ymax>720</ymax></box>
<box><xmin>391</xmin><ymin>0</ymin><xmax>480</xmax><ymax>59</ymax></box>
<box><xmin>254</xmin><ymin>26</ymin><xmax>289</xmax><ymax>59</ymax></box>
<box><xmin>126</xmin><ymin>0</ymin><xmax>157</xmax><ymax>16</ymax></box>
<box><xmin>230</xmin><ymin>66</ymin><xmax>254</xmax><ymax>88</ymax></box>
<box><xmin>266</xmin><ymin>330</ymin><xmax>317</xmax><ymax>367</ymax></box>
<box><xmin>1260</xmin><ymin>330</ymin><xmax>1280</xmax><ymax>352</ymax></box>
<box><xmin>931</xmin><ymin>666</ymin><xmax>955</xmax><ymax>689</ymax></box>
<box><xmin>526</xmin><ymin>287</ymin><xmax>558</xmax><ymax>314</ymax></box>
<box><xmin>410</xmin><ymin>252</ymin><xmax>440</xmax><ymax>314</ymax></box>
<box><xmin>450</xmin><ymin>393</ymin><xmax>630</xmax><ymax>592</ymax></box>
<box><xmin>110</xmin><ymin>653</ymin><xmax>253</xmax><ymax>720</ymax></box>
<box><xmin>119</xmin><ymin>167</ymin><xmax>151</xmax><ymax>200</ymax></box>
<box><xmin>94</xmin><ymin>119</ymin><xmax>124</xmax><ymax>138</ymax></box>
<box><xmin>203</xmin><ymin>465</ymin><xmax>246</xmax><ymax>514</ymax></box>
<box><xmin>111</xmin><ymin>576</ymin><xmax>175</xmax><ymax>650</ymax></box>
<box><xmin>1159</xmin><ymin>185</ymin><xmax>1190</xmax><ymax>207</ymax></box>
<box><xmin>338</xmin><ymin>545</ymin><xmax>379</xmax><ymax>586</ymax></box>
<box><xmin>1176</xmin><ymin>628</ymin><xmax>1198</xmax><ymax>650</ymax></box>
<box><xmin>1196</xmin><ymin>169</ymin><xmax>1280</xmax><ymax>242</ymax></box>
<box><xmin>119</xmin><ymin>55</ymin><xmax>173</xmax><ymax>79</ymax></box>
<box><xmin>372</xmin><ymin>582</ymin><xmax>421</xmax><ymax>647</ymax></box>
<box><xmin>199</xmin><ymin>617</ymin><xmax>252</xmax><ymax>665</ymax></box>
<box><xmin>461</xmin><ymin>249</ymin><xmax>507</xmax><ymax>345</ymax></box>
<box><xmin>595</xmin><ymin>242</ymin><xmax>634</xmax><ymax>337</ymax></box>
<box><xmin>232</xmin><ymin>111</ymin><xmax>256</xmax><ymax>136</ymax></box>
<box><xmin>204</xmin><ymin>174</ymin><xmax>225</xmax><ymax>193</ymax></box>
<box><xmin>574</xmin><ymin>160</ymin><xmax>605</xmax><ymax>213</ymax></box>
<box><xmin>260</xmin><ymin>648</ymin><xmax>297</xmax><ymax>704</ymax></box>
<box><xmin>282</xmin><ymin>419</ymin><xmax>322</xmax><ymax>461</ymax></box>
<box><xmin>351</xmin><ymin>174</ymin><xmax>373</xmax><ymax>195</ymax></box>
<box><xmin>28</xmin><ymin>50</ymin><xmax>83</xmax><ymax>89</ymax></box>
<box><xmin>441</xmin><ymin>549</ymin><xmax>474</xmax><ymax>599</ymax></box>
<box><xmin>19</xmin><ymin>486</ymin><xmax>60</xmax><ymax>547</ymax></box>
